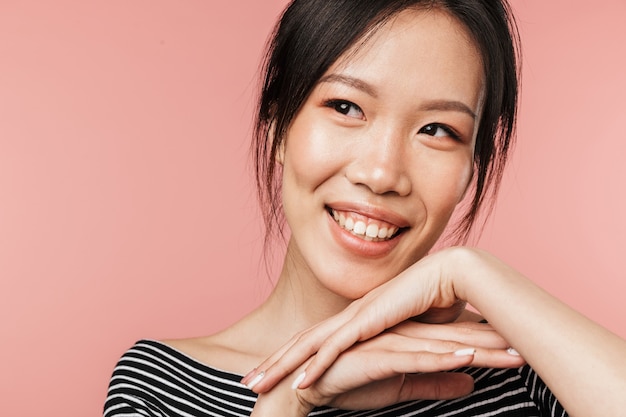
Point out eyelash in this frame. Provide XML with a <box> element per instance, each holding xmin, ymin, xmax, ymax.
<box><xmin>323</xmin><ymin>99</ymin><xmax>364</xmax><ymax>119</ymax></box>
<box><xmin>323</xmin><ymin>99</ymin><xmax>462</xmax><ymax>142</ymax></box>
<box><xmin>418</xmin><ymin>123</ymin><xmax>461</xmax><ymax>142</ymax></box>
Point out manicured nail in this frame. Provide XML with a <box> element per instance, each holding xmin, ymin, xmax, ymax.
<box><xmin>454</xmin><ymin>348</ymin><xmax>476</xmax><ymax>356</ymax></box>
<box><xmin>241</xmin><ymin>368</ymin><xmax>256</xmax><ymax>384</ymax></box>
<box><xmin>246</xmin><ymin>371</ymin><xmax>265</xmax><ymax>390</ymax></box>
<box><xmin>507</xmin><ymin>347</ymin><xmax>520</xmax><ymax>356</ymax></box>
<box><xmin>291</xmin><ymin>372</ymin><xmax>306</xmax><ymax>390</ymax></box>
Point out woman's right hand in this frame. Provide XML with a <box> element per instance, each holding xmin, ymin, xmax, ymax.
<box><xmin>250</xmin><ymin>320</ymin><xmax>525</xmax><ymax>416</ymax></box>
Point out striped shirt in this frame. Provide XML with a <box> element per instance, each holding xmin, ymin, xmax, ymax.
<box><xmin>104</xmin><ymin>340</ymin><xmax>568</xmax><ymax>417</ymax></box>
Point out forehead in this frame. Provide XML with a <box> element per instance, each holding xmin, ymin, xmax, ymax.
<box><xmin>340</xmin><ymin>7</ymin><xmax>482</xmax><ymax>69</ymax></box>
<box><xmin>323</xmin><ymin>8</ymin><xmax>485</xmax><ymax>111</ymax></box>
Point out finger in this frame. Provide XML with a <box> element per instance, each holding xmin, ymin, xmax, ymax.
<box><xmin>390</xmin><ymin>321</ymin><xmax>511</xmax><ymax>350</ymax></box>
<box><xmin>296</xmin><ymin>289</ymin><xmax>430</xmax><ymax>388</ymax></box>
<box><xmin>361</xmin><ymin>331</ymin><xmax>525</xmax><ymax>371</ymax></box>
<box><xmin>304</xmin><ymin>349</ymin><xmax>477</xmax><ymax>408</ymax></box>
<box><xmin>296</xmin><ymin>314</ymin><xmax>386</xmax><ymax>389</ymax></box>
<box><xmin>254</xmin><ymin>295</ymin><xmax>398</xmax><ymax>392</ymax></box>
<box><xmin>314</xmin><ymin>347</ymin><xmax>477</xmax><ymax>391</ymax></box>
<box><xmin>387</xmin><ymin>331</ymin><xmax>525</xmax><ymax>369</ymax></box>
<box><xmin>362</xmin><ymin>349</ymin><xmax>477</xmax><ymax>377</ymax></box>
<box><xmin>242</xmin><ymin>333</ymin><xmax>314</xmax><ymax>389</ymax></box>
<box><xmin>248</xmin><ymin>311</ymin><xmax>359</xmax><ymax>392</ymax></box>
<box><xmin>240</xmin><ymin>332</ymin><xmax>302</xmax><ymax>386</ymax></box>
<box><xmin>470</xmin><ymin>346</ymin><xmax>526</xmax><ymax>368</ymax></box>
<box><xmin>250</xmin><ymin>264</ymin><xmax>452</xmax><ymax>391</ymax></box>
<box><xmin>305</xmin><ymin>345</ymin><xmax>478</xmax><ymax>397</ymax></box>
<box><xmin>328</xmin><ymin>372</ymin><xmax>474</xmax><ymax>410</ymax></box>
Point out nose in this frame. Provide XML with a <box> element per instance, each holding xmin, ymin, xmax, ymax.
<box><xmin>345</xmin><ymin>127</ymin><xmax>412</xmax><ymax>196</ymax></box>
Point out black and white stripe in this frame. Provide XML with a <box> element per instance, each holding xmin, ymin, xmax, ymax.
<box><xmin>104</xmin><ymin>340</ymin><xmax>567</xmax><ymax>417</ymax></box>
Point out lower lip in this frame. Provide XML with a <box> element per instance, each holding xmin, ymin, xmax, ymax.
<box><xmin>327</xmin><ymin>211</ymin><xmax>402</xmax><ymax>258</ymax></box>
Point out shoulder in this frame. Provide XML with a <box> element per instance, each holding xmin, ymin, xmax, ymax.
<box><xmin>108</xmin><ymin>339</ymin><xmax>245</xmax><ymax>381</ymax></box>
<box><xmin>163</xmin><ymin>332</ymin><xmax>263</xmax><ymax>375</ymax></box>
<box><xmin>104</xmin><ymin>340</ymin><xmax>257</xmax><ymax>417</ymax></box>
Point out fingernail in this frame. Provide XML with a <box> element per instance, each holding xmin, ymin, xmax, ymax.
<box><xmin>507</xmin><ymin>347</ymin><xmax>520</xmax><ymax>356</ymax></box>
<box><xmin>291</xmin><ymin>372</ymin><xmax>306</xmax><ymax>390</ymax></box>
<box><xmin>246</xmin><ymin>371</ymin><xmax>265</xmax><ymax>390</ymax></box>
<box><xmin>241</xmin><ymin>368</ymin><xmax>256</xmax><ymax>384</ymax></box>
<box><xmin>454</xmin><ymin>348</ymin><xmax>476</xmax><ymax>356</ymax></box>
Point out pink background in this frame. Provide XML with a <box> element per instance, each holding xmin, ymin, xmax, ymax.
<box><xmin>1</xmin><ymin>1</ymin><xmax>624</xmax><ymax>415</ymax></box>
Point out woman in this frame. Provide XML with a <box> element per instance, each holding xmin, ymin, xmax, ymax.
<box><xmin>104</xmin><ymin>0</ymin><xmax>626</xmax><ymax>416</ymax></box>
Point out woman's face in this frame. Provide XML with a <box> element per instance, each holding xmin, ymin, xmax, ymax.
<box><xmin>280</xmin><ymin>8</ymin><xmax>484</xmax><ymax>300</ymax></box>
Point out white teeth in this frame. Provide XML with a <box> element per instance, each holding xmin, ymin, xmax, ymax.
<box><xmin>330</xmin><ymin>209</ymin><xmax>400</xmax><ymax>241</ymax></box>
<box><xmin>365</xmin><ymin>224</ymin><xmax>378</xmax><ymax>238</ymax></box>
<box><xmin>353</xmin><ymin>221</ymin><xmax>366</xmax><ymax>235</ymax></box>
<box><xmin>344</xmin><ymin>217</ymin><xmax>355</xmax><ymax>231</ymax></box>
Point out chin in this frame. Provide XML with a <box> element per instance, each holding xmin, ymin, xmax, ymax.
<box><xmin>313</xmin><ymin>262</ymin><xmax>403</xmax><ymax>300</ymax></box>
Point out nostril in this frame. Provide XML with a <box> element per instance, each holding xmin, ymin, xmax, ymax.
<box><xmin>346</xmin><ymin>165</ymin><xmax>411</xmax><ymax>197</ymax></box>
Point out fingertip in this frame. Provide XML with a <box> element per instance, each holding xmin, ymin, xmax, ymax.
<box><xmin>291</xmin><ymin>372</ymin><xmax>306</xmax><ymax>390</ymax></box>
<box><xmin>450</xmin><ymin>348</ymin><xmax>476</xmax><ymax>368</ymax></box>
<box><xmin>240</xmin><ymin>368</ymin><xmax>256</xmax><ymax>385</ymax></box>
<box><xmin>506</xmin><ymin>347</ymin><xmax>520</xmax><ymax>356</ymax></box>
<box><xmin>245</xmin><ymin>371</ymin><xmax>265</xmax><ymax>391</ymax></box>
<box><xmin>441</xmin><ymin>372</ymin><xmax>475</xmax><ymax>398</ymax></box>
<box><xmin>403</xmin><ymin>372</ymin><xmax>475</xmax><ymax>401</ymax></box>
<box><xmin>295</xmin><ymin>368</ymin><xmax>313</xmax><ymax>389</ymax></box>
<box><xmin>457</xmin><ymin>373</ymin><xmax>475</xmax><ymax>396</ymax></box>
<box><xmin>453</xmin><ymin>348</ymin><xmax>476</xmax><ymax>357</ymax></box>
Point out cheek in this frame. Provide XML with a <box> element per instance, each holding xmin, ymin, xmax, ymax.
<box><xmin>417</xmin><ymin>151</ymin><xmax>473</xmax><ymax>215</ymax></box>
<box><xmin>282</xmin><ymin>114</ymin><xmax>343</xmax><ymax>192</ymax></box>
<box><xmin>452</xmin><ymin>161</ymin><xmax>474</xmax><ymax>202</ymax></box>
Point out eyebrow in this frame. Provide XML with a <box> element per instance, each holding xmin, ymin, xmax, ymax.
<box><xmin>318</xmin><ymin>74</ymin><xmax>379</xmax><ymax>98</ymax></box>
<box><xmin>318</xmin><ymin>73</ymin><xmax>477</xmax><ymax>120</ymax></box>
<box><xmin>420</xmin><ymin>99</ymin><xmax>477</xmax><ymax>120</ymax></box>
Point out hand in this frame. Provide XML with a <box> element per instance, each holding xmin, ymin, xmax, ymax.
<box><xmin>252</xmin><ymin>321</ymin><xmax>521</xmax><ymax>415</ymax></box>
<box><xmin>242</xmin><ymin>248</ymin><xmax>522</xmax><ymax>393</ymax></box>
<box><xmin>300</xmin><ymin>321</ymin><xmax>524</xmax><ymax>409</ymax></box>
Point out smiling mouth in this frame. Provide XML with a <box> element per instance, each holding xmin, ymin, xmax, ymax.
<box><xmin>328</xmin><ymin>207</ymin><xmax>405</xmax><ymax>242</ymax></box>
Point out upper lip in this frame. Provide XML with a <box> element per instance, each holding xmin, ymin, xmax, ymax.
<box><xmin>325</xmin><ymin>201</ymin><xmax>411</xmax><ymax>229</ymax></box>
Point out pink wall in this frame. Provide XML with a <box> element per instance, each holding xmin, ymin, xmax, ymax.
<box><xmin>1</xmin><ymin>1</ymin><xmax>624</xmax><ymax>415</ymax></box>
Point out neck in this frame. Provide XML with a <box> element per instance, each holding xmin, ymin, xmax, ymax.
<box><xmin>254</xmin><ymin>239</ymin><xmax>353</xmax><ymax>339</ymax></box>
<box><xmin>213</xmin><ymin>239</ymin><xmax>355</xmax><ymax>365</ymax></box>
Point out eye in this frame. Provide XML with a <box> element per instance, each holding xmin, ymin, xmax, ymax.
<box><xmin>324</xmin><ymin>99</ymin><xmax>365</xmax><ymax>120</ymax></box>
<box><xmin>419</xmin><ymin>123</ymin><xmax>460</xmax><ymax>141</ymax></box>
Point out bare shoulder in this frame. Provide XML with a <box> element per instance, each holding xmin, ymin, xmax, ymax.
<box><xmin>162</xmin><ymin>329</ymin><xmax>261</xmax><ymax>375</ymax></box>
